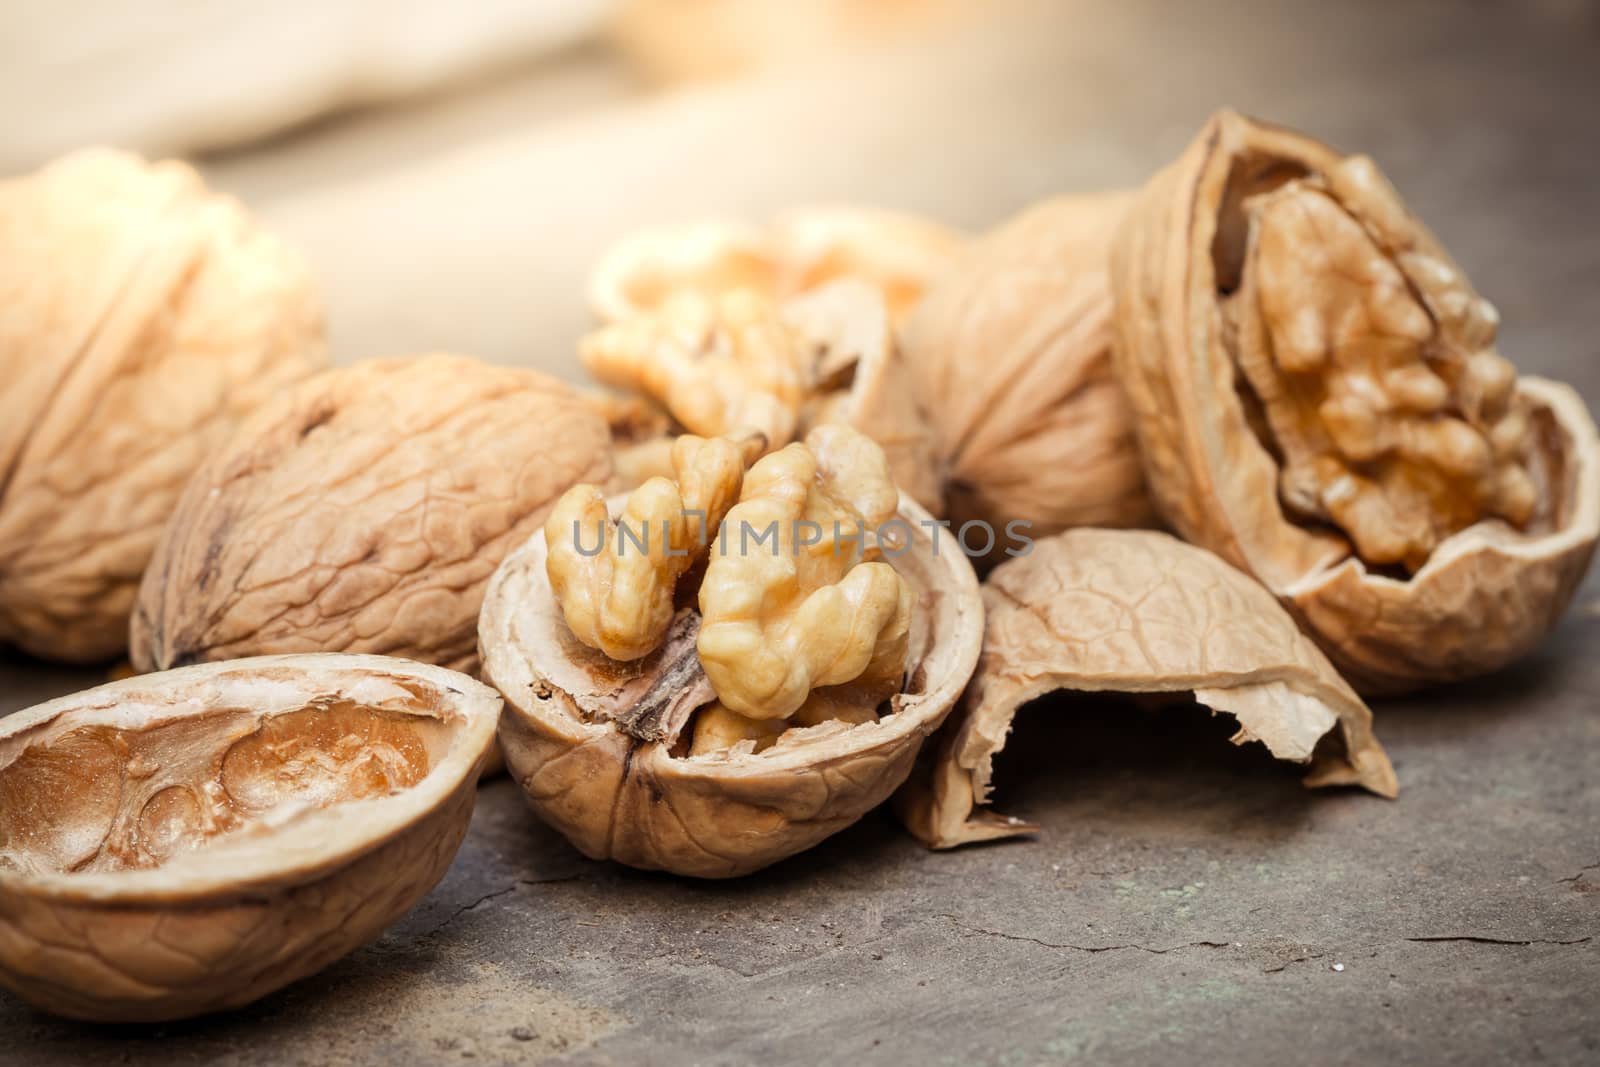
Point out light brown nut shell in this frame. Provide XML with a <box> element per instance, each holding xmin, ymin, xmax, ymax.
<box><xmin>479</xmin><ymin>494</ymin><xmax>984</xmax><ymax>878</ymax></box>
<box><xmin>587</xmin><ymin>206</ymin><xmax>963</xmax><ymax>327</ymax></box>
<box><xmin>785</xmin><ymin>280</ymin><xmax>944</xmax><ymax>513</ymax></box>
<box><xmin>0</xmin><ymin>149</ymin><xmax>326</xmax><ymax>663</ymax></box>
<box><xmin>897</xmin><ymin>529</ymin><xmax>1397</xmax><ymax>850</ymax></box>
<box><xmin>900</xmin><ymin>193</ymin><xmax>1154</xmax><ymax>562</ymax></box>
<box><xmin>0</xmin><ymin>653</ymin><xmax>500</xmax><ymax>1022</ymax></box>
<box><xmin>1108</xmin><ymin>110</ymin><xmax>1600</xmax><ymax>692</ymax></box>
<box><xmin>131</xmin><ymin>354</ymin><xmax>614</xmax><ymax>676</ymax></box>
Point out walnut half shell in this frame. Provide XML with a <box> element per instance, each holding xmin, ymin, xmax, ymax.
<box><xmin>0</xmin><ymin>654</ymin><xmax>500</xmax><ymax>1022</ymax></box>
<box><xmin>479</xmin><ymin>494</ymin><xmax>983</xmax><ymax>877</ymax></box>
<box><xmin>1110</xmin><ymin>111</ymin><xmax>1600</xmax><ymax>692</ymax></box>
<box><xmin>898</xmin><ymin>529</ymin><xmax>1396</xmax><ymax>850</ymax></box>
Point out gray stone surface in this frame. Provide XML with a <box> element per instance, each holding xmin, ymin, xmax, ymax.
<box><xmin>3</xmin><ymin>0</ymin><xmax>1599</xmax><ymax>1062</ymax></box>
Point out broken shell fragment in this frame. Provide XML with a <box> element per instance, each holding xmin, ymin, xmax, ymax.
<box><xmin>1110</xmin><ymin>110</ymin><xmax>1600</xmax><ymax>692</ymax></box>
<box><xmin>0</xmin><ymin>654</ymin><xmax>500</xmax><ymax>1022</ymax></box>
<box><xmin>897</xmin><ymin>529</ymin><xmax>1396</xmax><ymax>850</ymax></box>
<box><xmin>480</xmin><ymin>476</ymin><xmax>983</xmax><ymax>878</ymax></box>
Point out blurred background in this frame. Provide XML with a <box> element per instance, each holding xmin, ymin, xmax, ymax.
<box><xmin>5</xmin><ymin>0</ymin><xmax>1598</xmax><ymax>386</ymax></box>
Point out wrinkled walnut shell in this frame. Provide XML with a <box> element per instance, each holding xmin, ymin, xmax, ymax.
<box><xmin>479</xmin><ymin>494</ymin><xmax>983</xmax><ymax>877</ymax></box>
<box><xmin>1110</xmin><ymin>111</ymin><xmax>1600</xmax><ymax>692</ymax></box>
<box><xmin>132</xmin><ymin>354</ymin><xmax>614</xmax><ymax>676</ymax></box>
<box><xmin>0</xmin><ymin>149</ymin><xmax>326</xmax><ymax>663</ymax></box>
<box><xmin>898</xmin><ymin>529</ymin><xmax>1397</xmax><ymax>849</ymax></box>
<box><xmin>901</xmin><ymin>193</ymin><xmax>1154</xmax><ymax>560</ymax></box>
<box><xmin>0</xmin><ymin>653</ymin><xmax>500</xmax><ymax>1021</ymax></box>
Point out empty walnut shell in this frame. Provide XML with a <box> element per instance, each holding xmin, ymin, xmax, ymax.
<box><xmin>901</xmin><ymin>193</ymin><xmax>1154</xmax><ymax>561</ymax></box>
<box><xmin>479</xmin><ymin>494</ymin><xmax>983</xmax><ymax>877</ymax></box>
<box><xmin>588</xmin><ymin>206</ymin><xmax>964</xmax><ymax>327</ymax></box>
<box><xmin>0</xmin><ymin>148</ymin><xmax>326</xmax><ymax>663</ymax></box>
<box><xmin>0</xmin><ymin>653</ymin><xmax>500</xmax><ymax>1021</ymax></box>
<box><xmin>131</xmin><ymin>354</ymin><xmax>614</xmax><ymax>676</ymax></box>
<box><xmin>897</xmin><ymin>529</ymin><xmax>1397</xmax><ymax>849</ymax></box>
<box><xmin>1110</xmin><ymin>110</ymin><xmax>1600</xmax><ymax>692</ymax></box>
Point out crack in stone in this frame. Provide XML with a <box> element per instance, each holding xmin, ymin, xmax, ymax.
<box><xmin>426</xmin><ymin>874</ymin><xmax>584</xmax><ymax>937</ymax></box>
<box><xmin>1262</xmin><ymin>951</ymin><xmax>1324</xmax><ymax>973</ymax></box>
<box><xmin>1556</xmin><ymin>861</ymin><xmax>1599</xmax><ymax>884</ymax></box>
<box><xmin>1404</xmin><ymin>935</ymin><xmax>1593</xmax><ymax>947</ymax></box>
<box><xmin>939</xmin><ymin>915</ymin><xmax>1228</xmax><ymax>955</ymax></box>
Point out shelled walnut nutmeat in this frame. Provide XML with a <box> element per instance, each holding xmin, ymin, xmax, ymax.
<box><xmin>1110</xmin><ymin>110</ymin><xmax>1600</xmax><ymax>692</ymax></box>
<box><xmin>480</xmin><ymin>425</ymin><xmax>983</xmax><ymax>877</ymax></box>
<box><xmin>587</xmin><ymin>205</ymin><xmax>964</xmax><ymax>328</ymax></box>
<box><xmin>0</xmin><ymin>148</ymin><xmax>326</xmax><ymax>663</ymax></box>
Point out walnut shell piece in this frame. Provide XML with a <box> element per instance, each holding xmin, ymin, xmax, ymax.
<box><xmin>131</xmin><ymin>354</ymin><xmax>614</xmax><ymax>675</ymax></box>
<box><xmin>0</xmin><ymin>148</ymin><xmax>327</xmax><ymax>663</ymax></box>
<box><xmin>1109</xmin><ymin>110</ymin><xmax>1600</xmax><ymax>692</ymax></box>
<box><xmin>897</xmin><ymin>530</ymin><xmax>1397</xmax><ymax>850</ymax></box>
<box><xmin>479</xmin><ymin>492</ymin><xmax>983</xmax><ymax>878</ymax></box>
<box><xmin>899</xmin><ymin>193</ymin><xmax>1154</xmax><ymax>563</ymax></box>
<box><xmin>0</xmin><ymin>653</ymin><xmax>500</xmax><ymax>1022</ymax></box>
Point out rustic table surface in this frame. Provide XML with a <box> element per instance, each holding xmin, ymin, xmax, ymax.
<box><xmin>4</xmin><ymin>1</ymin><xmax>1598</xmax><ymax>1063</ymax></box>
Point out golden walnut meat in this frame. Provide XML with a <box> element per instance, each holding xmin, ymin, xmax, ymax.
<box><xmin>545</xmin><ymin>431</ymin><xmax>763</xmax><ymax>661</ymax></box>
<box><xmin>480</xmin><ymin>426</ymin><xmax>983</xmax><ymax>877</ymax></box>
<box><xmin>131</xmin><ymin>354</ymin><xmax>613</xmax><ymax>675</ymax></box>
<box><xmin>901</xmin><ymin>194</ymin><xmax>1154</xmax><ymax>562</ymax></box>
<box><xmin>897</xmin><ymin>530</ymin><xmax>1397</xmax><ymax>849</ymax></box>
<box><xmin>588</xmin><ymin>278</ymin><xmax>944</xmax><ymax>514</ymax></box>
<box><xmin>582</xmin><ymin>288</ymin><xmax>812</xmax><ymax>447</ymax></box>
<box><xmin>695</xmin><ymin>425</ymin><xmax>913</xmax><ymax>747</ymax></box>
<box><xmin>0</xmin><ymin>653</ymin><xmax>500</xmax><ymax>1022</ymax></box>
<box><xmin>0</xmin><ymin>148</ymin><xmax>326</xmax><ymax>663</ymax></box>
<box><xmin>1110</xmin><ymin>111</ymin><xmax>1600</xmax><ymax>692</ymax></box>
<box><xmin>587</xmin><ymin>205</ymin><xmax>964</xmax><ymax>327</ymax></box>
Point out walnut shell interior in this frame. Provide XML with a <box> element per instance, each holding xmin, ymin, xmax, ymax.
<box><xmin>0</xmin><ymin>654</ymin><xmax>500</xmax><ymax>1022</ymax></box>
<box><xmin>1110</xmin><ymin>110</ymin><xmax>1600</xmax><ymax>692</ymax></box>
<box><xmin>479</xmin><ymin>493</ymin><xmax>983</xmax><ymax>878</ymax></box>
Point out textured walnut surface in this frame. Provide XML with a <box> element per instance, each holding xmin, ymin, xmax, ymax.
<box><xmin>481</xmin><ymin>492</ymin><xmax>982</xmax><ymax>878</ymax></box>
<box><xmin>901</xmin><ymin>192</ymin><xmax>1154</xmax><ymax>555</ymax></box>
<box><xmin>1110</xmin><ymin>111</ymin><xmax>1599</xmax><ymax>694</ymax></box>
<box><xmin>0</xmin><ymin>654</ymin><xmax>500</xmax><ymax>1022</ymax></box>
<box><xmin>131</xmin><ymin>354</ymin><xmax>613</xmax><ymax>675</ymax></box>
<box><xmin>0</xmin><ymin>150</ymin><xmax>326</xmax><ymax>663</ymax></box>
<box><xmin>5</xmin><ymin>0</ymin><xmax>1600</xmax><ymax>1059</ymax></box>
<box><xmin>898</xmin><ymin>530</ymin><xmax>1395</xmax><ymax>850</ymax></box>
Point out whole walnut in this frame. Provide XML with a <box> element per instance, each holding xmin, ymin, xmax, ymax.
<box><xmin>0</xmin><ymin>149</ymin><xmax>326</xmax><ymax>662</ymax></box>
<box><xmin>131</xmin><ymin>354</ymin><xmax>613</xmax><ymax>675</ymax></box>
<box><xmin>899</xmin><ymin>193</ymin><xmax>1154</xmax><ymax>564</ymax></box>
